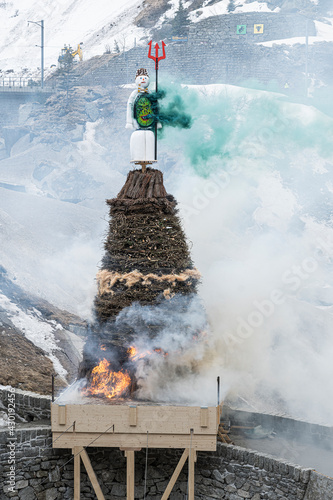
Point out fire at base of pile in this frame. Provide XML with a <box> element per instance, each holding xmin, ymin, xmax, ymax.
<box><xmin>78</xmin><ymin>168</ymin><xmax>210</xmax><ymax>402</ymax></box>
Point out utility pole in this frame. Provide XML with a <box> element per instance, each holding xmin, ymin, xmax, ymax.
<box><xmin>305</xmin><ymin>18</ymin><xmax>309</xmax><ymax>98</ymax></box>
<box><xmin>28</xmin><ymin>19</ymin><xmax>44</xmax><ymax>89</ymax></box>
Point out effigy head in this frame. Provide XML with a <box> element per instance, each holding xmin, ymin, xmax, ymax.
<box><xmin>135</xmin><ymin>68</ymin><xmax>150</xmax><ymax>89</ymax></box>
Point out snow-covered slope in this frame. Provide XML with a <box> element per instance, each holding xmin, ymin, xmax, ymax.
<box><xmin>0</xmin><ymin>0</ymin><xmax>144</xmax><ymax>74</ymax></box>
<box><xmin>1</xmin><ymin>0</ymin><xmax>325</xmax><ymax>76</ymax></box>
<box><xmin>0</xmin><ymin>267</ymin><xmax>86</xmax><ymax>389</ymax></box>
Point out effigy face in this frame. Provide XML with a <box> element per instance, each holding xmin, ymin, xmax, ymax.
<box><xmin>135</xmin><ymin>74</ymin><xmax>150</xmax><ymax>89</ymax></box>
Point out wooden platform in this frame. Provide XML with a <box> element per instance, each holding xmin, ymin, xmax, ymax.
<box><xmin>51</xmin><ymin>400</ymin><xmax>221</xmax><ymax>500</ymax></box>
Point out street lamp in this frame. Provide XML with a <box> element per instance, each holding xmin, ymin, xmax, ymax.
<box><xmin>28</xmin><ymin>19</ymin><xmax>44</xmax><ymax>89</ymax></box>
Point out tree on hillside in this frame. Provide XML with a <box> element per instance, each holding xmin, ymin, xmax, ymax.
<box><xmin>114</xmin><ymin>40</ymin><xmax>120</xmax><ymax>54</ymax></box>
<box><xmin>227</xmin><ymin>0</ymin><xmax>236</xmax><ymax>12</ymax></box>
<box><xmin>57</xmin><ymin>45</ymin><xmax>76</xmax><ymax>100</ymax></box>
<box><xmin>172</xmin><ymin>0</ymin><xmax>190</xmax><ymax>36</ymax></box>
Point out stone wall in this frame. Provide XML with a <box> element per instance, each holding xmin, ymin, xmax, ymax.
<box><xmin>76</xmin><ymin>12</ymin><xmax>317</xmax><ymax>90</ymax></box>
<box><xmin>1</xmin><ymin>423</ymin><xmax>332</xmax><ymax>500</ymax></box>
<box><xmin>222</xmin><ymin>406</ymin><xmax>333</xmax><ymax>444</ymax></box>
<box><xmin>0</xmin><ymin>388</ymin><xmax>51</xmax><ymax>423</ymax></box>
<box><xmin>303</xmin><ymin>471</ymin><xmax>333</xmax><ymax>500</ymax></box>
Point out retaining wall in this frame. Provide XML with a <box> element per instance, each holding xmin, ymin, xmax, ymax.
<box><xmin>1</xmin><ymin>388</ymin><xmax>332</xmax><ymax>498</ymax></box>
<box><xmin>0</xmin><ymin>424</ymin><xmax>331</xmax><ymax>500</ymax></box>
<box><xmin>0</xmin><ymin>387</ymin><xmax>51</xmax><ymax>423</ymax></box>
<box><xmin>76</xmin><ymin>12</ymin><xmax>317</xmax><ymax>90</ymax></box>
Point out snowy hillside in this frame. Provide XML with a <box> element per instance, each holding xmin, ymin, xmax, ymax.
<box><xmin>1</xmin><ymin>0</ymin><xmax>325</xmax><ymax>76</ymax></box>
<box><xmin>0</xmin><ymin>267</ymin><xmax>85</xmax><ymax>393</ymax></box>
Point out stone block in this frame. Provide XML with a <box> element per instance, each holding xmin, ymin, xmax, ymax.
<box><xmin>36</xmin><ymin>470</ymin><xmax>48</xmax><ymax>478</ymax></box>
<box><xmin>212</xmin><ymin>469</ymin><xmax>224</xmax><ymax>483</ymax></box>
<box><xmin>111</xmin><ymin>483</ymin><xmax>127</xmax><ymax>497</ymax></box>
<box><xmin>238</xmin><ymin>490</ymin><xmax>251</xmax><ymax>498</ymax></box>
<box><xmin>224</xmin><ymin>472</ymin><xmax>236</xmax><ymax>485</ymax></box>
<box><xmin>15</xmin><ymin>480</ymin><xmax>28</xmax><ymax>490</ymax></box>
<box><xmin>300</xmin><ymin>468</ymin><xmax>311</xmax><ymax>484</ymax></box>
<box><xmin>18</xmin><ymin>486</ymin><xmax>35</xmax><ymax>500</ymax></box>
<box><xmin>200</xmin><ymin>469</ymin><xmax>211</xmax><ymax>477</ymax></box>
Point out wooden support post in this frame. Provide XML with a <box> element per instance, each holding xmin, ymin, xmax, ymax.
<box><xmin>125</xmin><ymin>450</ymin><xmax>135</xmax><ymax>500</ymax></box>
<box><xmin>188</xmin><ymin>449</ymin><xmax>196</xmax><ymax>500</ymax></box>
<box><xmin>80</xmin><ymin>449</ymin><xmax>105</xmax><ymax>500</ymax></box>
<box><xmin>161</xmin><ymin>449</ymin><xmax>189</xmax><ymax>500</ymax></box>
<box><xmin>73</xmin><ymin>447</ymin><xmax>81</xmax><ymax>500</ymax></box>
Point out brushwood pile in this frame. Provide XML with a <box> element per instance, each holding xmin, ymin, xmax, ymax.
<box><xmin>79</xmin><ymin>168</ymin><xmax>201</xmax><ymax>383</ymax></box>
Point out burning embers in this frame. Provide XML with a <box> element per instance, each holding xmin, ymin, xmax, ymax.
<box><xmin>83</xmin><ymin>346</ymin><xmax>168</xmax><ymax>400</ymax></box>
<box><xmin>85</xmin><ymin>358</ymin><xmax>131</xmax><ymax>399</ymax></box>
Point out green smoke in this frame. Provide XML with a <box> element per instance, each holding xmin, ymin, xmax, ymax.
<box><xmin>156</xmin><ymin>79</ymin><xmax>333</xmax><ymax>178</ymax></box>
<box><xmin>149</xmin><ymin>89</ymin><xmax>192</xmax><ymax>130</ymax></box>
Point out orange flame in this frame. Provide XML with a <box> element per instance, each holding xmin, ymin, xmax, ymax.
<box><xmin>128</xmin><ymin>346</ymin><xmax>168</xmax><ymax>362</ymax></box>
<box><xmin>85</xmin><ymin>358</ymin><xmax>131</xmax><ymax>399</ymax></box>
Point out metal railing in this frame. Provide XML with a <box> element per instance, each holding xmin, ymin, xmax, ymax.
<box><xmin>0</xmin><ymin>77</ymin><xmax>54</xmax><ymax>92</ymax></box>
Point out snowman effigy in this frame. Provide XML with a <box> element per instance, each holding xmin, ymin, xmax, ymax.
<box><xmin>126</xmin><ymin>68</ymin><xmax>160</xmax><ymax>171</ymax></box>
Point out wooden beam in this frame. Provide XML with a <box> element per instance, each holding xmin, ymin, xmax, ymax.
<box><xmin>80</xmin><ymin>448</ymin><xmax>105</xmax><ymax>500</ymax></box>
<box><xmin>126</xmin><ymin>450</ymin><xmax>135</xmax><ymax>500</ymax></box>
<box><xmin>51</xmin><ymin>404</ymin><xmax>219</xmax><ymax>435</ymax></box>
<box><xmin>161</xmin><ymin>449</ymin><xmax>189</xmax><ymax>500</ymax></box>
<box><xmin>58</xmin><ymin>405</ymin><xmax>66</xmax><ymax>425</ymax></box>
<box><xmin>129</xmin><ymin>406</ymin><xmax>137</xmax><ymax>426</ymax></box>
<box><xmin>52</xmin><ymin>432</ymin><xmax>216</xmax><ymax>451</ymax></box>
<box><xmin>73</xmin><ymin>447</ymin><xmax>81</xmax><ymax>500</ymax></box>
<box><xmin>200</xmin><ymin>407</ymin><xmax>208</xmax><ymax>427</ymax></box>
<box><xmin>188</xmin><ymin>449</ymin><xmax>196</xmax><ymax>500</ymax></box>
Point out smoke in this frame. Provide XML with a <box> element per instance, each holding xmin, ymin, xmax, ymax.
<box><xmin>157</xmin><ymin>83</ymin><xmax>333</xmax><ymax>425</ymax></box>
<box><xmin>149</xmin><ymin>88</ymin><xmax>192</xmax><ymax>130</ymax></box>
<box><xmin>158</xmin><ymin>81</ymin><xmax>333</xmax><ymax>177</ymax></box>
<box><xmin>114</xmin><ymin>294</ymin><xmax>220</xmax><ymax>405</ymax></box>
<box><xmin>2</xmin><ymin>72</ymin><xmax>333</xmax><ymax>424</ymax></box>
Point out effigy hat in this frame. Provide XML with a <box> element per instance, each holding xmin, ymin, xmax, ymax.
<box><xmin>135</xmin><ymin>68</ymin><xmax>149</xmax><ymax>79</ymax></box>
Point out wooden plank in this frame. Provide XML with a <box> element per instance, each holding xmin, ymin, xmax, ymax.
<box><xmin>58</xmin><ymin>405</ymin><xmax>66</xmax><ymax>425</ymax></box>
<box><xmin>80</xmin><ymin>448</ymin><xmax>105</xmax><ymax>500</ymax></box>
<box><xmin>200</xmin><ymin>407</ymin><xmax>208</xmax><ymax>427</ymax></box>
<box><xmin>161</xmin><ymin>449</ymin><xmax>189</xmax><ymax>500</ymax></box>
<box><xmin>126</xmin><ymin>450</ymin><xmax>135</xmax><ymax>500</ymax></box>
<box><xmin>188</xmin><ymin>449</ymin><xmax>196</xmax><ymax>500</ymax></box>
<box><xmin>129</xmin><ymin>406</ymin><xmax>137</xmax><ymax>426</ymax></box>
<box><xmin>51</xmin><ymin>404</ymin><xmax>219</xmax><ymax>435</ymax></box>
<box><xmin>74</xmin><ymin>446</ymin><xmax>81</xmax><ymax>500</ymax></box>
<box><xmin>52</xmin><ymin>432</ymin><xmax>217</xmax><ymax>451</ymax></box>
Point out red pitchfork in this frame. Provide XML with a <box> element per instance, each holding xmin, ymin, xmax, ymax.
<box><xmin>148</xmin><ymin>40</ymin><xmax>166</xmax><ymax>161</ymax></box>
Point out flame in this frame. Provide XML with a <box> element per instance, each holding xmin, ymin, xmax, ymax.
<box><xmin>128</xmin><ymin>346</ymin><xmax>168</xmax><ymax>362</ymax></box>
<box><xmin>127</xmin><ymin>346</ymin><xmax>137</xmax><ymax>358</ymax></box>
<box><xmin>100</xmin><ymin>344</ymin><xmax>107</xmax><ymax>351</ymax></box>
<box><xmin>85</xmin><ymin>358</ymin><xmax>131</xmax><ymax>399</ymax></box>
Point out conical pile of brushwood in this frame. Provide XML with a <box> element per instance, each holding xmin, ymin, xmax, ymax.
<box><xmin>95</xmin><ymin>167</ymin><xmax>200</xmax><ymax>322</ymax></box>
<box><xmin>78</xmin><ymin>168</ymin><xmax>200</xmax><ymax>381</ymax></box>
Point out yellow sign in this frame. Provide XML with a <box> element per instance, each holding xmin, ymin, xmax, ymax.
<box><xmin>254</xmin><ymin>24</ymin><xmax>264</xmax><ymax>34</ymax></box>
